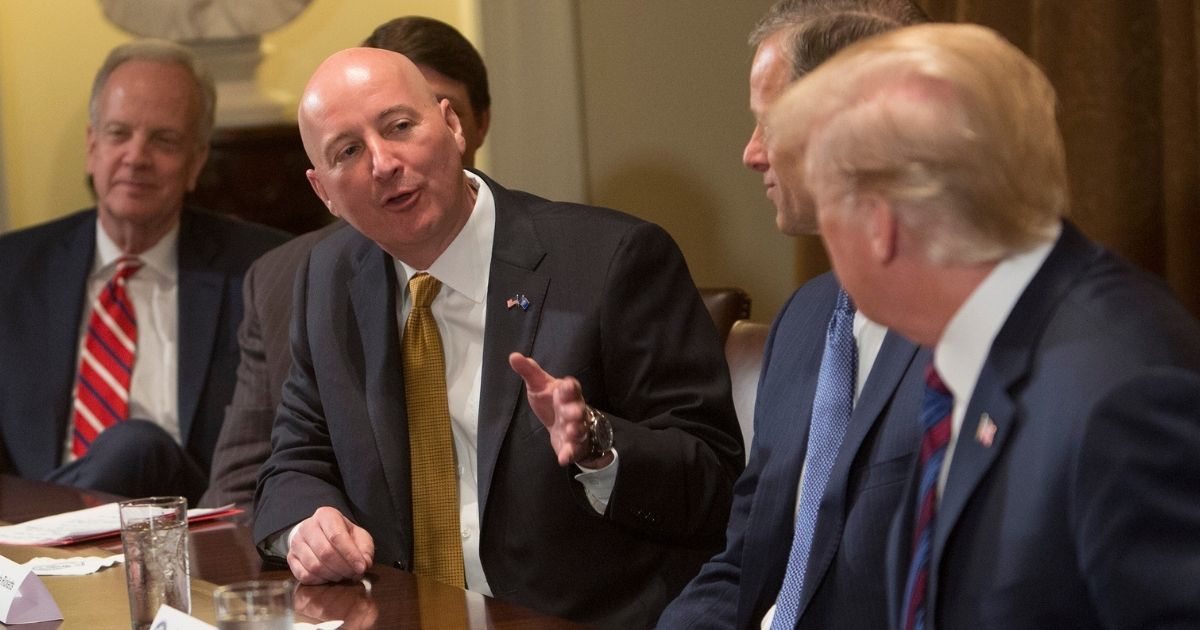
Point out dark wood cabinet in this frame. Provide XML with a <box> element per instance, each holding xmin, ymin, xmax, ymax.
<box><xmin>188</xmin><ymin>123</ymin><xmax>332</xmax><ymax>235</ymax></box>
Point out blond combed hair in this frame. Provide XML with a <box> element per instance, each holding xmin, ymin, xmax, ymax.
<box><xmin>767</xmin><ymin>23</ymin><xmax>1067</xmax><ymax>264</ymax></box>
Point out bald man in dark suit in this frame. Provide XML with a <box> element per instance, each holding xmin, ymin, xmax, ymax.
<box><xmin>200</xmin><ymin>16</ymin><xmax>492</xmax><ymax>513</ymax></box>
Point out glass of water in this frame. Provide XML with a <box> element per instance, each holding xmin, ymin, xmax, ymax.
<box><xmin>213</xmin><ymin>580</ymin><xmax>295</xmax><ymax>629</ymax></box>
<box><xmin>118</xmin><ymin>496</ymin><xmax>190</xmax><ymax>630</ymax></box>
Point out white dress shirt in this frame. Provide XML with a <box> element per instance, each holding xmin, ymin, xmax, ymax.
<box><xmin>65</xmin><ymin>222</ymin><xmax>179</xmax><ymax>461</ymax></box>
<box><xmin>933</xmin><ymin>226</ymin><xmax>1059</xmax><ymax>500</ymax></box>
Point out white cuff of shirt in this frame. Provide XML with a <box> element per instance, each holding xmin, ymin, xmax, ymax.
<box><xmin>573</xmin><ymin>448</ymin><xmax>619</xmax><ymax>513</ymax></box>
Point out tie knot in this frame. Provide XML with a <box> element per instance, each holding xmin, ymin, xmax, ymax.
<box><xmin>834</xmin><ymin>289</ymin><xmax>856</xmax><ymax>316</ymax></box>
<box><xmin>408</xmin><ymin>272</ymin><xmax>442</xmax><ymax>309</ymax></box>
<box><xmin>924</xmin><ymin>363</ymin><xmax>950</xmax><ymax>396</ymax></box>
<box><xmin>113</xmin><ymin>256</ymin><xmax>143</xmax><ymax>281</ymax></box>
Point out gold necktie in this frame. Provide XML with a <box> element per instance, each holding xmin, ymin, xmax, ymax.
<box><xmin>403</xmin><ymin>272</ymin><xmax>465</xmax><ymax>586</ymax></box>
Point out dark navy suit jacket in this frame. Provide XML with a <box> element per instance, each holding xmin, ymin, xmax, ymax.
<box><xmin>885</xmin><ymin>222</ymin><xmax>1200</xmax><ymax>629</ymax></box>
<box><xmin>0</xmin><ymin>208</ymin><xmax>287</xmax><ymax>479</ymax></box>
<box><xmin>659</xmin><ymin>272</ymin><xmax>925</xmax><ymax>629</ymax></box>
<box><xmin>253</xmin><ymin>173</ymin><xmax>744</xmax><ymax>629</ymax></box>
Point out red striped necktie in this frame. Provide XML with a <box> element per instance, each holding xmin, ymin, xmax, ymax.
<box><xmin>901</xmin><ymin>364</ymin><xmax>953</xmax><ymax>630</ymax></box>
<box><xmin>71</xmin><ymin>256</ymin><xmax>143</xmax><ymax>458</ymax></box>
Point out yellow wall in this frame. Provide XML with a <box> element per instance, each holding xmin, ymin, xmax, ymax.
<box><xmin>0</xmin><ymin>0</ymin><xmax>476</xmax><ymax>231</ymax></box>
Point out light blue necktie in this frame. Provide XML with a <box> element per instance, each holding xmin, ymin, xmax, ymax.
<box><xmin>771</xmin><ymin>290</ymin><xmax>857</xmax><ymax>629</ymax></box>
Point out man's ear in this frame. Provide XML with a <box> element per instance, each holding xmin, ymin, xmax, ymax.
<box><xmin>306</xmin><ymin>169</ymin><xmax>335</xmax><ymax>216</ymax></box>
<box><xmin>440</xmin><ymin>98</ymin><xmax>467</xmax><ymax>156</ymax></box>
<box><xmin>862</xmin><ymin>193</ymin><xmax>898</xmax><ymax>264</ymax></box>
<box><xmin>185</xmin><ymin>145</ymin><xmax>210</xmax><ymax>192</ymax></box>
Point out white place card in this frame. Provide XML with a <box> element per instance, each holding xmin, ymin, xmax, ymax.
<box><xmin>151</xmin><ymin>604</ymin><xmax>217</xmax><ymax>629</ymax></box>
<box><xmin>0</xmin><ymin>554</ymin><xmax>63</xmax><ymax>624</ymax></box>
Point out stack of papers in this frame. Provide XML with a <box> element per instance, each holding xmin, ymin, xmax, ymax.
<box><xmin>0</xmin><ymin>503</ymin><xmax>240</xmax><ymax>546</ymax></box>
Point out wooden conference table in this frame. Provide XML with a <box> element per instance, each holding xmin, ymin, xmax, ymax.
<box><xmin>0</xmin><ymin>475</ymin><xmax>583</xmax><ymax>629</ymax></box>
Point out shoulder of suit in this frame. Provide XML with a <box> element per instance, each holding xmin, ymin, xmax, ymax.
<box><xmin>0</xmin><ymin>208</ymin><xmax>95</xmax><ymax>258</ymax></box>
<box><xmin>182</xmin><ymin>207</ymin><xmax>290</xmax><ymax>250</ymax></box>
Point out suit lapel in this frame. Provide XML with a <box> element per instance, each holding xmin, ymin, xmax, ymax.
<box><xmin>475</xmin><ymin>176</ymin><xmax>547</xmax><ymax>515</ymax></box>
<box><xmin>799</xmin><ymin>330</ymin><xmax>919</xmax><ymax>614</ymax></box>
<box><xmin>348</xmin><ymin>236</ymin><xmax>414</xmax><ymax>559</ymax></box>
<box><xmin>928</xmin><ymin>222</ymin><xmax>1101</xmax><ymax>606</ymax></box>
<box><xmin>740</xmin><ymin>281</ymin><xmax>833</xmax><ymax>621</ymax></box>
<box><xmin>39</xmin><ymin>215</ymin><xmax>96</xmax><ymax>469</ymax></box>
<box><xmin>176</xmin><ymin>211</ymin><xmax>225</xmax><ymax>446</ymax></box>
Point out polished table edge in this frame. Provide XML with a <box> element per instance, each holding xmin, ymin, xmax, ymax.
<box><xmin>1</xmin><ymin>475</ymin><xmax>585</xmax><ymax>628</ymax></box>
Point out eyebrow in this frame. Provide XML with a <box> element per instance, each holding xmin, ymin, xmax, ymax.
<box><xmin>320</xmin><ymin>104</ymin><xmax>423</xmax><ymax>164</ymax></box>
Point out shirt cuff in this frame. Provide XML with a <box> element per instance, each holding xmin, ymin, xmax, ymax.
<box><xmin>574</xmin><ymin>448</ymin><xmax>619</xmax><ymax>513</ymax></box>
<box><xmin>262</xmin><ymin>523</ymin><xmax>300</xmax><ymax>558</ymax></box>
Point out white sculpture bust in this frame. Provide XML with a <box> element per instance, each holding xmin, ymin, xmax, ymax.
<box><xmin>98</xmin><ymin>0</ymin><xmax>311</xmax><ymax>40</ymax></box>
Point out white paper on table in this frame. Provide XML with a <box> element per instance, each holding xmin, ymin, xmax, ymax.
<box><xmin>0</xmin><ymin>554</ymin><xmax>63</xmax><ymax>624</ymax></box>
<box><xmin>24</xmin><ymin>553</ymin><xmax>124</xmax><ymax>576</ymax></box>
<box><xmin>0</xmin><ymin>503</ymin><xmax>239</xmax><ymax>546</ymax></box>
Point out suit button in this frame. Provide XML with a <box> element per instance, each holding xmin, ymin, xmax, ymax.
<box><xmin>393</xmin><ymin>560</ymin><xmax>408</xmax><ymax>570</ymax></box>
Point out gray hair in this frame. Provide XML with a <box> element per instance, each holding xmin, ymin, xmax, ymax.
<box><xmin>749</xmin><ymin>0</ymin><xmax>928</xmax><ymax>79</ymax></box>
<box><xmin>89</xmin><ymin>39</ymin><xmax>216</xmax><ymax>145</ymax></box>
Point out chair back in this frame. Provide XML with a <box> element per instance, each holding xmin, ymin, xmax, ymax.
<box><xmin>725</xmin><ymin>319</ymin><xmax>769</xmax><ymax>461</ymax></box>
<box><xmin>699</xmin><ymin>287</ymin><xmax>751</xmax><ymax>345</ymax></box>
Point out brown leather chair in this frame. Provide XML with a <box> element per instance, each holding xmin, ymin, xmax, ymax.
<box><xmin>699</xmin><ymin>287</ymin><xmax>751</xmax><ymax>345</ymax></box>
<box><xmin>725</xmin><ymin>319</ymin><xmax>769</xmax><ymax>461</ymax></box>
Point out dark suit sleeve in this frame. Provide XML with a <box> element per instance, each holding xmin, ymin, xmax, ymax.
<box><xmin>199</xmin><ymin>257</ymin><xmax>274</xmax><ymax>514</ymax></box>
<box><xmin>252</xmin><ymin>252</ymin><xmax>354</xmax><ymax>548</ymax></box>
<box><xmin>658</xmin><ymin>310</ymin><xmax>786</xmax><ymax>629</ymax></box>
<box><xmin>1073</xmin><ymin>367</ymin><xmax>1200</xmax><ymax>628</ymax></box>
<box><xmin>657</xmin><ymin>437</ymin><xmax>770</xmax><ymax>628</ymax></box>
<box><xmin>596</xmin><ymin>222</ymin><xmax>744</xmax><ymax>545</ymax></box>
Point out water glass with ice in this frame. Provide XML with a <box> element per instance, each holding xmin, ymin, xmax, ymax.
<box><xmin>213</xmin><ymin>579</ymin><xmax>294</xmax><ymax>629</ymax></box>
<box><xmin>118</xmin><ymin>496</ymin><xmax>190</xmax><ymax>630</ymax></box>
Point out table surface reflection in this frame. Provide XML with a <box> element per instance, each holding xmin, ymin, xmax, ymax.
<box><xmin>0</xmin><ymin>475</ymin><xmax>584</xmax><ymax>629</ymax></box>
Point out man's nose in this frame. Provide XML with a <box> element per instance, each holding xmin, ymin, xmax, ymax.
<box><xmin>743</xmin><ymin>124</ymin><xmax>769</xmax><ymax>173</ymax></box>
<box><xmin>369</xmin><ymin>138</ymin><xmax>402</xmax><ymax>181</ymax></box>
<box><xmin>123</xmin><ymin>134</ymin><xmax>153</xmax><ymax>167</ymax></box>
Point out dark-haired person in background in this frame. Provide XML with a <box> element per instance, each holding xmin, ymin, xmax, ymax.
<box><xmin>659</xmin><ymin>2</ymin><xmax>929</xmax><ymax>628</ymax></box>
<box><xmin>201</xmin><ymin>16</ymin><xmax>491</xmax><ymax>514</ymax></box>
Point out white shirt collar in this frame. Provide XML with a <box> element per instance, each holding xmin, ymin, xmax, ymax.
<box><xmin>934</xmin><ymin>223</ymin><xmax>1062</xmax><ymax>402</ymax></box>
<box><xmin>395</xmin><ymin>171</ymin><xmax>495</xmax><ymax>304</ymax></box>
<box><xmin>93</xmin><ymin>218</ymin><xmax>179</xmax><ymax>282</ymax></box>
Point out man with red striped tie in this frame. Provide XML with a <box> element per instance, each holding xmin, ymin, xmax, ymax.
<box><xmin>0</xmin><ymin>40</ymin><xmax>286</xmax><ymax>502</ymax></box>
<box><xmin>766</xmin><ymin>23</ymin><xmax>1200</xmax><ymax>629</ymax></box>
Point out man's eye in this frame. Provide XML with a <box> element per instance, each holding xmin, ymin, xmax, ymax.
<box><xmin>336</xmin><ymin>144</ymin><xmax>361</xmax><ymax>162</ymax></box>
<box><xmin>391</xmin><ymin>120</ymin><xmax>412</xmax><ymax>133</ymax></box>
<box><xmin>106</xmin><ymin>129</ymin><xmax>131</xmax><ymax>142</ymax></box>
<box><xmin>153</xmin><ymin>135</ymin><xmax>184</xmax><ymax>150</ymax></box>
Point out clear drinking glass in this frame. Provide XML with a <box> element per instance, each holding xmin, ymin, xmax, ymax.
<box><xmin>212</xmin><ymin>580</ymin><xmax>295</xmax><ymax>630</ymax></box>
<box><xmin>118</xmin><ymin>496</ymin><xmax>190</xmax><ymax>630</ymax></box>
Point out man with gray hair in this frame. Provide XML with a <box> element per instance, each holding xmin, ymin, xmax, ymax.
<box><xmin>660</xmin><ymin>2</ymin><xmax>927</xmax><ymax>628</ymax></box>
<box><xmin>767</xmin><ymin>22</ymin><xmax>1200</xmax><ymax>628</ymax></box>
<box><xmin>0</xmin><ymin>40</ymin><xmax>286</xmax><ymax>501</ymax></box>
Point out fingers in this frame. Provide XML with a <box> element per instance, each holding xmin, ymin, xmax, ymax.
<box><xmin>553</xmin><ymin>378</ymin><xmax>589</xmax><ymax>466</ymax></box>
<box><xmin>287</xmin><ymin>507</ymin><xmax>375</xmax><ymax>585</ymax></box>
<box><xmin>508</xmin><ymin>352</ymin><xmax>550</xmax><ymax>390</ymax></box>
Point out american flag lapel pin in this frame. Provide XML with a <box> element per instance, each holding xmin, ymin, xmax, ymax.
<box><xmin>506</xmin><ymin>297</ymin><xmax>518</xmax><ymax>309</ymax></box>
<box><xmin>507</xmin><ymin>294</ymin><xmax>531</xmax><ymax>311</ymax></box>
<box><xmin>976</xmin><ymin>412</ymin><xmax>997</xmax><ymax>447</ymax></box>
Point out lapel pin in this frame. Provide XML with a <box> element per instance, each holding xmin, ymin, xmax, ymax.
<box><xmin>976</xmin><ymin>412</ymin><xmax>997</xmax><ymax>447</ymax></box>
<box><xmin>506</xmin><ymin>294</ymin><xmax>531</xmax><ymax>311</ymax></box>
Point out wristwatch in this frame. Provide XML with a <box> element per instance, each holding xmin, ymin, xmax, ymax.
<box><xmin>583</xmin><ymin>405</ymin><xmax>614</xmax><ymax>460</ymax></box>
